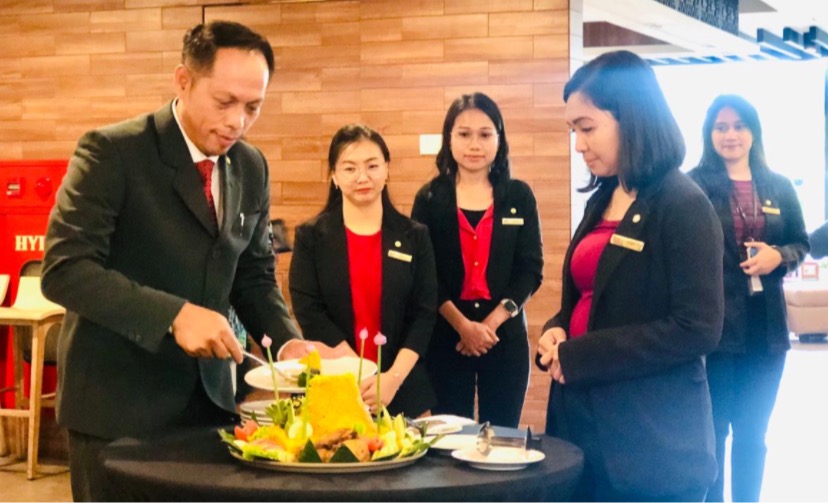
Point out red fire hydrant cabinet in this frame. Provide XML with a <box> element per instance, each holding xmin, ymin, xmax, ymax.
<box><xmin>0</xmin><ymin>160</ymin><xmax>67</xmax><ymax>408</ymax></box>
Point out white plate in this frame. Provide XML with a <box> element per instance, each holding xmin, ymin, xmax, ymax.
<box><xmin>228</xmin><ymin>446</ymin><xmax>426</xmax><ymax>473</ymax></box>
<box><xmin>451</xmin><ymin>447</ymin><xmax>545</xmax><ymax>471</ymax></box>
<box><xmin>413</xmin><ymin>415</ymin><xmax>476</xmax><ymax>435</ymax></box>
<box><xmin>428</xmin><ymin>434</ymin><xmax>477</xmax><ymax>452</ymax></box>
<box><xmin>238</xmin><ymin>400</ymin><xmax>276</xmax><ymax>424</ymax></box>
<box><xmin>244</xmin><ymin>357</ymin><xmax>378</xmax><ymax>394</ymax></box>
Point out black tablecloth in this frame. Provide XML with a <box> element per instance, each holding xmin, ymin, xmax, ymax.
<box><xmin>101</xmin><ymin>426</ymin><xmax>584</xmax><ymax>502</ymax></box>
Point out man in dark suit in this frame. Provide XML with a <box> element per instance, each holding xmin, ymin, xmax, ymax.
<box><xmin>41</xmin><ymin>21</ymin><xmax>340</xmax><ymax>501</ymax></box>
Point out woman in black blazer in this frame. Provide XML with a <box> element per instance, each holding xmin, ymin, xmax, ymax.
<box><xmin>412</xmin><ymin>93</ymin><xmax>543</xmax><ymax>428</ymax></box>
<box><xmin>289</xmin><ymin>124</ymin><xmax>437</xmax><ymax>417</ymax></box>
<box><xmin>536</xmin><ymin>51</ymin><xmax>724</xmax><ymax>501</ymax></box>
<box><xmin>688</xmin><ymin>95</ymin><xmax>809</xmax><ymax>503</ymax></box>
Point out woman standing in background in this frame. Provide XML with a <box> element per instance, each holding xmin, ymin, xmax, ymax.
<box><xmin>289</xmin><ymin>124</ymin><xmax>437</xmax><ymax>418</ymax></box>
<box><xmin>412</xmin><ymin>92</ymin><xmax>543</xmax><ymax>428</ymax></box>
<box><xmin>537</xmin><ymin>50</ymin><xmax>724</xmax><ymax>501</ymax></box>
<box><xmin>689</xmin><ymin>94</ymin><xmax>809</xmax><ymax>502</ymax></box>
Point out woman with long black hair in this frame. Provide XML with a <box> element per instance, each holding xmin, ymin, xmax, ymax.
<box><xmin>689</xmin><ymin>94</ymin><xmax>809</xmax><ymax>502</ymax></box>
<box><xmin>289</xmin><ymin>124</ymin><xmax>437</xmax><ymax>417</ymax></box>
<box><xmin>412</xmin><ymin>93</ymin><xmax>543</xmax><ymax>427</ymax></box>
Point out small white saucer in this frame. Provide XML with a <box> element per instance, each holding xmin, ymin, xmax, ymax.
<box><xmin>451</xmin><ymin>447</ymin><xmax>545</xmax><ymax>471</ymax></box>
<box><xmin>428</xmin><ymin>434</ymin><xmax>478</xmax><ymax>453</ymax></box>
<box><xmin>414</xmin><ymin>415</ymin><xmax>476</xmax><ymax>435</ymax></box>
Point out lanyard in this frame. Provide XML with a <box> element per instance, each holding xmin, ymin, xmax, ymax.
<box><xmin>731</xmin><ymin>184</ymin><xmax>759</xmax><ymax>243</ymax></box>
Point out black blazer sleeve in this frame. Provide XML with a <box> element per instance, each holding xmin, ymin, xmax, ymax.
<box><xmin>288</xmin><ymin>222</ymin><xmax>352</xmax><ymax>346</ymax></box>
<box><xmin>499</xmin><ymin>180</ymin><xmax>543</xmax><ymax>308</ymax></box>
<box><xmin>772</xmin><ymin>175</ymin><xmax>809</xmax><ymax>275</ymax></box>
<box><xmin>411</xmin><ymin>182</ymin><xmax>454</xmax><ymax>307</ymax></box>
<box><xmin>397</xmin><ymin>222</ymin><xmax>438</xmax><ymax>357</ymax></box>
<box><xmin>42</xmin><ymin>129</ymin><xmax>186</xmax><ymax>352</ymax></box>
<box><xmin>810</xmin><ymin>220</ymin><xmax>828</xmax><ymax>259</ymax></box>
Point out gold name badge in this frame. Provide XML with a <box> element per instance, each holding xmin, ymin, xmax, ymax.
<box><xmin>610</xmin><ymin>233</ymin><xmax>645</xmax><ymax>252</ymax></box>
<box><xmin>388</xmin><ymin>250</ymin><xmax>413</xmax><ymax>262</ymax></box>
<box><xmin>502</xmin><ymin>217</ymin><xmax>524</xmax><ymax>226</ymax></box>
<box><xmin>762</xmin><ymin>206</ymin><xmax>780</xmax><ymax>215</ymax></box>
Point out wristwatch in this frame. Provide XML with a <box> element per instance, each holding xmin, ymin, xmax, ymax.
<box><xmin>500</xmin><ymin>298</ymin><xmax>519</xmax><ymax>318</ymax></box>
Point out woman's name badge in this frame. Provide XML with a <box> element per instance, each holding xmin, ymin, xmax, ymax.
<box><xmin>502</xmin><ymin>217</ymin><xmax>524</xmax><ymax>226</ymax></box>
<box><xmin>762</xmin><ymin>206</ymin><xmax>780</xmax><ymax>215</ymax></box>
<box><xmin>388</xmin><ymin>250</ymin><xmax>412</xmax><ymax>262</ymax></box>
<box><xmin>610</xmin><ymin>233</ymin><xmax>645</xmax><ymax>252</ymax></box>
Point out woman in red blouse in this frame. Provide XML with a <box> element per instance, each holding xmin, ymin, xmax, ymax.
<box><xmin>289</xmin><ymin>124</ymin><xmax>437</xmax><ymax>418</ymax></box>
<box><xmin>536</xmin><ymin>51</ymin><xmax>724</xmax><ymax>501</ymax></box>
<box><xmin>412</xmin><ymin>93</ymin><xmax>543</xmax><ymax>427</ymax></box>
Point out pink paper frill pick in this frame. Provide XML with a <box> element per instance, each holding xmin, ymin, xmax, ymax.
<box><xmin>261</xmin><ymin>334</ymin><xmax>279</xmax><ymax>401</ymax></box>
<box><xmin>357</xmin><ymin>328</ymin><xmax>368</xmax><ymax>383</ymax></box>
<box><xmin>373</xmin><ymin>333</ymin><xmax>387</xmax><ymax>427</ymax></box>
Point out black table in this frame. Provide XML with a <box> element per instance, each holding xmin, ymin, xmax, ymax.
<box><xmin>101</xmin><ymin>426</ymin><xmax>584</xmax><ymax>501</ymax></box>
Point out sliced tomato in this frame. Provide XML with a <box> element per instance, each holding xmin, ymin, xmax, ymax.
<box><xmin>235</xmin><ymin>420</ymin><xmax>259</xmax><ymax>441</ymax></box>
<box><xmin>365</xmin><ymin>437</ymin><xmax>384</xmax><ymax>453</ymax></box>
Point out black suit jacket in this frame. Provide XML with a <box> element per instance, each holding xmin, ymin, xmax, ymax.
<box><xmin>411</xmin><ymin>175</ymin><xmax>543</xmax><ymax>309</ymax></box>
<box><xmin>688</xmin><ymin>165</ymin><xmax>809</xmax><ymax>353</ymax></box>
<box><xmin>810</xmin><ymin>219</ymin><xmax>828</xmax><ymax>259</ymax></box>
<box><xmin>42</xmin><ymin>102</ymin><xmax>299</xmax><ymax>439</ymax></box>
<box><xmin>288</xmin><ymin>204</ymin><xmax>437</xmax><ymax>416</ymax></box>
<box><xmin>411</xmin><ymin>175</ymin><xmax>543</xmax><ymax>357</ymax></box>
<box><xmin>542</xmin><ymin>170</ymin><xmax>724</xmax><ymax>498</ymax></box>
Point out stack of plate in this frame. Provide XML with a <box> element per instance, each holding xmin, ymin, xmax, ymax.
<box><xmin>238</xmin><ymin>400</ymin><xmax>275</xmax><ymax>425</ymax></box>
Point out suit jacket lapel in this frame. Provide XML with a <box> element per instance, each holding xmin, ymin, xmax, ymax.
<box><xmin>220</xmin><ymin>154</ymin><xmax>240</xmax><ymax>237</ymax></box>
<box><xmin>380</xmin><ymin>211</ymin><xmax>408</xmax><ymax>337</ymax></box>
<box><xmin>154</xmin><ymin>102</ymin><xmax>219</xmax><ymax>237</ymax></box>
<box><xmin>326</xmin><ymin>210</ymin><xmax>355</xmax><ymax>334</ymax></box>
<box><xmin>589</xmin><ymin>191</ymin><xmax>650</xmax><ymax>328</ymax></box>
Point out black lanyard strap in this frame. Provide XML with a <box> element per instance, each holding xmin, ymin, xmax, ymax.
<box><xmin>731</xmin><ymin>183</ymin><xmax>759</xmax><ymax>242</ymax></box>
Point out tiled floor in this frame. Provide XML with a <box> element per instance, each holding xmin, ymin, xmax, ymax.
<box><xmin>756</xmin><ymin>338</ymin><xmax>828</xmax><ymax>502</ymax></box>
<box><xmin>1</xmin><ymin>338</ymin><xmax>826</xmax><ymax>502</ymax></box>
<box><xmin>0</xmin><ymin>460</ymin><xmax>70</xmax><ymax>502</ymax></box>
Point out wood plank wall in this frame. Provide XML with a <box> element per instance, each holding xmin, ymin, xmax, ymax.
<box><xmin>1</xmin><ymin>0</ymin><xmax>572</xmax><ymax>431</ymax></box>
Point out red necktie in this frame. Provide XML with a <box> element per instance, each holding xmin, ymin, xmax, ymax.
<box><xmin>195</xmin><ymin>159</ymin><xmax>217</xmax><ymax>228</ymax></box>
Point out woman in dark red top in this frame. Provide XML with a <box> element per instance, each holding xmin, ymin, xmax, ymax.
<box><xmin>689</xmin><ymin>95</ymin><xmax>809</xmax><ymax>502</ymax></box>
<box><xmin>289</xmin><ymin>124</ymin><xmax>437</xmax><ymax>417</ymax></box>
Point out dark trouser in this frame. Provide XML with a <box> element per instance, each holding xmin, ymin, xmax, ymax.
<box><xmin>705</xmin><ymin>351</ymin><xmax>786</xmax><ymax>503</ymax></box>
<box><xmin>68</xmin><ymin>381</ymin><xmax>237</xmax><ymax>502</ymax></box>
<box><xmin>573</xmin><ymin>461</ymin><xmax>709</xmax><ymax>502</ymax></box>
<box><xmin>427</xmin><ymin>300</ymin><xmax>530</xmax><ymax>427</ymax></box>
<box><xmin>68</xmin><ymin>430</ymin><xmax>119</xmax><ymax>502</ymax></box>
<box><xmin>429</xmin><ymin>352</ymin><xmax>529</xmax><ymax>427</ymax></box>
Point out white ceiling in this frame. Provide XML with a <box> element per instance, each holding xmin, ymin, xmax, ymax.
<box><xmin>584</xmin><ymin>0</ymin><xmax>828</xmax><ymax>63</ymax></box>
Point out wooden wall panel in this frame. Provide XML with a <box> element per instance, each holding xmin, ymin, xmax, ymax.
<box><xmin>90</xmin><ymin>8</ymin><xmax>162</xmax><ymax>32</ymax></box>
<box><xmin>3</xmin><ymin>0</ymin><xmax>572</xmax><ymax>433</ymax></box>
<box><xmin>90</xmin><ymin>52</ymin><xmax>165</xmax><ymax>75</ymax></box>
<box><xmin>161</xmin><ymin>6</ymin><xmax>203</xmax><ymax>28</ymax></box>
<box><xmin>445</xmin><ymin>36</ymin><xmax>535</xmax><ymax>61</ymax></box>
<box><xmin>444</xmin><ymin>0</ymin><xmax>534</xmax><ymax>14</ymax></box>
<box><xmin>56</xmin><ymin>32</ymin><xmax>126</xmax><ymax>55</ymax></box>
<box><xmin>359</xmin><ymin>19</ymin><xmax>401</xmax><ymax>42</ymax></box>
<box><xmin>19</xmin><ymin>12</ymin><xmax>90</xmax><ymax>33</ymax></box>
<box><xmin>401</xmin><ymin>14</ymin><xmax>488</xmax><ymax>40</ymax></box>
<box><xmin>281</xmin><ymin>0</ymin><xmax>360</xmax><ymax>23</ymax></box>
<box><xmin>21</xmin><ymin>55</ymin><xmax>91</xmax><ymax>77</ymax></box>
